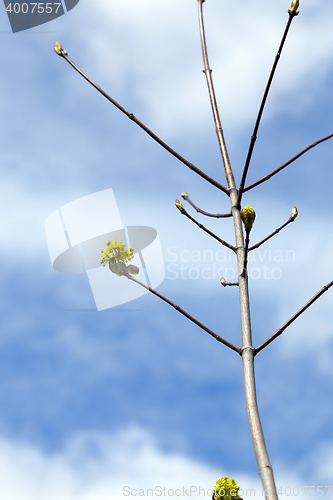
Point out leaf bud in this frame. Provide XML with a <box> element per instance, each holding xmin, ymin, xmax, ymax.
<box><xmin>220</xmin><ymin>277</ymin><xmax>226</xmax><ymax>286</ymax></box>
<box><xmin>288</xmin><ymin>0</ymin><xmax>299</xmax><ymax>15</ymax></box>
<box><xmin>175</xmin><ymin>199</ymin><xmax>184</xmax><ymax>212</ymax></box>
<box><xmin>181</xmin><ymin>192</ymin><xmax>188</xmax><ymax>200</ymax></box>
<box><xmin>240</xmin><ymin>206</ymin><xmax>256</xmax><ymax>231</ymax></box>
<box><xmin>291</xmin><ymin>206</ymin><xmax>298</xmax><ymax>219</ymax></box>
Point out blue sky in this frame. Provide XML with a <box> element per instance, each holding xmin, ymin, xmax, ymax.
<box><xmin>1</xmin><ymin>0</ymin><xmax>333</xmax><ymax>498</ymax></box>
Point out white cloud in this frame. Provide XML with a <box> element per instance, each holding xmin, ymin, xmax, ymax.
<box><xmin>0</xmin><ymin>427</ymin><xmax>249</xmax><ymax>500</ymax></box>
<box><xmin>66</xmin><ymin>0</ymin><xmax>333</xmax><ymax>137</ymax></box>
<box><xmin>0</xmin><ymin>176</ymin><xmax>88</xmax><ymax>259</ymax></box>
<box><xmin>0</xmin><ymin>425</ymin><xmax>329</xmax><ymax>500</ymax></box>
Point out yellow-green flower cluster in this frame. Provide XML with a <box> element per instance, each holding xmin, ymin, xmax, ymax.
<box><xmin>100</xmin><ymin>240</ymin><xmax>134</xmax><ymax>267</ymax></box>
<box><xmin>213</xmin><ymin>476</ymin><xmax>240</xmax><ymax>500</ymax></box>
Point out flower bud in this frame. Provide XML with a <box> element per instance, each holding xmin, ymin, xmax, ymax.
<box><xmin>220</xmin><ymin>277</ymin><xmax>226</xmax><ymax>287</ymax></box>
<box><xmin>181</xmin><ymin>192</ymin><xmax>188</xmax><ymax>200</ymax></box>
<box><xmin>288</xmin><ymin>0</ymin><xmax>299</xmax><ymax>15</ymax></box>
<box><xmin>291</xmin><ymin>206</ymin><xmax>298</xmax><ymax>219</ymax></box>
<box><xmin>240</xmin><ymin>206</ymin><xmax>256</xmax><ymax>231</ymax></box>
<box><xmin>175</xmin><ymin>199</ymin><xmax>184</xmax><ymax>212</ymax></box>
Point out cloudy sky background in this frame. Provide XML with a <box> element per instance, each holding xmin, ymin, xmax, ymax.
<box><xmin>1</xmin><ymin>0</ymin><xmax>333</xmax><ymax>498</ymax></box>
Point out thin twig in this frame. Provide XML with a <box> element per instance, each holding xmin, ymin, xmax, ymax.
<box><xmin>244</xmin><ymin>132</ymin><xmax>333</xmax><ymax>192</ymax></box>
<box><xmin>255</xmin><ymin>280</ymin><xmax>333</xmax><ymax>354</ymax></box>
<box><xmin>119</xmin><ymin>271</ymin><xmax>242</xmax><ymax>355</ymax></box>
<box><xmin>221</xmin><ymin>281</ymin><xmax>239</xmax><ymax>287</ymax></box>
<box><xmin>236</xmin><ymin>12</ymin><xmax>297</xmax><ymax>208</ymax></box>
<box><xmin>181</xmin><ymin>192</ymin><xmax>232</xmax><ymax>218</ymax></box>
<box><xmin>177</xmin><ymin>203</ymin><xmax>236</xmax><ymax>252</ymax></box>
<box><xmin>198</xmin><ymin>0</ymin><xmax>236</xmax><ymax>189</ymax></box>
<box><xmin>55</xmin><ymin>45</ymin><xmax>229</xmax><ymax>195</ymax></box>
<box><xmin>249</xmin><ymin>216</ymin><xmax>295</xmax><ymax>252</ymax></box>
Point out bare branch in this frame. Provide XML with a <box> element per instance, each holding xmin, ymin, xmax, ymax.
<box><xmin>175</xmin><ymin>200</ymin><xmax>236</xmax><ymax>252</ymax></box>
<box><xmin>254</xmin><ymin>280</ymin><xmax>333</xmax><ymax>355</ymax></box>
<box><xmin>198</xmin><ymin>0</ymin><xmax>236</xmax><ymax>189</ymax></box>
<box><xmin>120</xmin><ymin>271</ymin><xmax>242</xmax><ymax>355</ymax></box>
<box><xmin>249</xmin><ymin>210</ymin><xmax>297</xmax><ymax>252</ymax></box>
<box><xmin>236</xmin><ymin>12</ymin><xmax>297</xmax><ymax>208</ymax></box>
<box><xmin>181</xmin><ymin>192</ymin><xmax>232</xmax><ymax>218</ymax></box>
<box><xmin>54</xmin><ymin>44</ymin><xmax>229</xmax><ymax>194</ymax></box>
<box><xmin>244</xmin><ymin>133</ymin><xmax>333</xmax><ymax>193</ymax></box>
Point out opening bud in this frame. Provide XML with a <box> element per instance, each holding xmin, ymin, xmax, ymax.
<box><xmin>175</xmin><ymin>199</ymin><xmax>184</xmax><ymax>212</ymax></box>
<box><xmin>54</xmin><ymin>41</ymin><xmax>67</xmax><ymax>55</ymax></box>
<box><xmin>54</xmin><ymin>41</ymin><xmax>62</xmax><ymax>54</ymax></box>
<box><xmin>240</xmin><ymin>206</ymin><xmax>256</xmax><ymax>231</ymax></box>
<box><xmin>288</xmin><ymin>0</ymin><xmax>299</xmax><ymax>15</ymax></box>
<box><xmin>291</xmin><ymin>206</ymin><xmax>298</xmax><ymax>219</ymax></box>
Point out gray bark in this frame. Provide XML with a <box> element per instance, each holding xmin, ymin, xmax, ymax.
<box><xmin>230</xmin><ymin>188</ymin><xmax>278</xmax><ymax>500</ymax></box>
